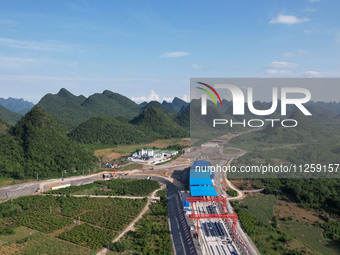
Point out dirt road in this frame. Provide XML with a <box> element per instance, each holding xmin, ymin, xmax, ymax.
<box><xmin>96</xmin><ymin>185</ymin><xmax>165</xmax><ymax>255</ymax></box>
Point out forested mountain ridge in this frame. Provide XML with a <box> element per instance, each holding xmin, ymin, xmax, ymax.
<box><xmin>68</xmin><ymin>106</ymin><xmax>190</xmax><ymax>145</ymax></box>
<box><xmin>0</xmin><ymin>119</ymin><xmax>9</xmax><ymax>134</ymax></box>
<box><xmin>162</xmin><ymin>97</ymin><xmax>189</xmax><ymax>113</ymax></box>
<box><xmin>0</xmin><ymin>97</ymin><xmax>34</xmax><ymax>115</ymax></box>
<box><xmin>36</xmin><ymin>88</ymin><xmax>142</xmax><ymax>129</ymax></box>
<box><xmin>68</xmin><ymin>116</ymin><xmax>153</xmax><ymax>145</ymax></box>
<box><xmin>141</xmin><ymin>101</ymin><xmax>175</xmax><ymax>114</ymax></box>
<box><xmin>0</xmin><ymin>107</ymin><xmax>95</xmax><ymax>179</ymax></box>
<box><xmin>0</xmin><ymin>104</ymin><xmax>22</xmax><ymax>125</ymax></box>
<box><xmin>130</xmin><ymin>107</ymin><xmax>188</xmax><ymax>139</ymax></box>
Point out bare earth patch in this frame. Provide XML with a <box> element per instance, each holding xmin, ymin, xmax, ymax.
<box><xmin>275</xmin><ymin>199</ymin><xmax>325</xmax><ymax>224</ymax></box>
<box><xmin>230</xmin><ymin>179</ymin><xmax>263</xmax><ymax>190</ymax></box>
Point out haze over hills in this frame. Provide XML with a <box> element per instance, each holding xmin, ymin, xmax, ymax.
<box><xmin>0</xmin><ymin>97</ymin><xmax>34</xmax><ymax>115</ymax></box>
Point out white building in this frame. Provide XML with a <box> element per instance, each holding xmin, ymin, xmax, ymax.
<box><xmin>138</xmin><ymin>149</ymin><xmax>153</xmax><ymax>158</ymax></box>
<box><xmin>129</xmin><ymin>148</ymin><xmax>179</xmax><ymax>164</ymax></box>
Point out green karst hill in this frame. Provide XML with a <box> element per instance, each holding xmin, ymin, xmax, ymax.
<box><xmin>0</xmin><ymin>107</ymin><xmax>95</xmax><ymax>179</ymax></box>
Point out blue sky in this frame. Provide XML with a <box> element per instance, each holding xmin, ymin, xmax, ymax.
<box><xmin>0</xmin><ymin>0</ymin><xmax>339</xmax><ymax>103</ymax></box>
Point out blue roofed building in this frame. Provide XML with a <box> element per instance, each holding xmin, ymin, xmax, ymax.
<box><xmin>190</xmin><ymin>178</ymin><xmax>213</xmax><ymax>186</ymax></box>
<box><xmin>189</xmin><ymin>160</ymin><xmax>217</xmax><ymax>197</ymax></box>
<box><xmin>189</xmin><ymin>169</ymin><xmax>213</xmax><ymax>186</ymax></box>
<box><xmin>190</xmin><ymin>186</ymin><xmax>218</xmax><ymax>197</ymax></box>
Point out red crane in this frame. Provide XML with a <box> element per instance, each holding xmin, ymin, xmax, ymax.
<box><xmin>186</xmin><ymin>196</ymin><xmax>227</xmax><ymax>212</ymax></box>
<box><xmin>186</xmin><ymin>196</ymin><xmax>238</xmax><ymax>239</ymax></box>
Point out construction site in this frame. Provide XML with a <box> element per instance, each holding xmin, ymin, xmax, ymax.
<box><xmin>181</xmin><ymin>160</ymin><xmax>249</xmax><ymax>255</ymax></box>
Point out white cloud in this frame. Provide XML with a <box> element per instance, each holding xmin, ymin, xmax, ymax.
<box><xmin>308</xmin><ymin>0</ymin><xmax>319</xmax><ymax>3</ymax></box>
<box><xmin>149</xmin><ymin>90</ymin><xmax>160</xmax><ymax>101</ymax></box>
<box><xmin>131</xmin><ymin>96</ymin><xmax>147</xmax><ymax>102</ymax></box>
<box><xmin>193</xmin><ymin>64</ymin><xmax>201</xmax><ymax>69</ymax></box>
<box><xmin>269</xmin><ymin>15</ymin><xmax>310</xmax><ymax>25</ymax></box>
<box><xmin>163</xmin><ymin>96</ymin><xmax>173</xmax><ymax>102</ymax></box>
<box><xmin>304</xmin><ymin>70</ymin><xmax>323</xmax><ymax>77</ymax></box>
<box><xmin>0</xmin><ymin>38</ymin><xmax>72</xmax><ymax>51</ymax></box>
<box><xmin>131</xmin><ymin>90</ymin><xmax>160</xmax><ymax>102</ymax></box>
<box><xmin>266</xmin><ymin>61</ymin><xmax>298</xmax><ymax>69</ymax></box>
<box><xmin>160</xmin><ymin>51</ymin><xmax>191</xmax><ymax>58</ymax></box>
<box><xmin>182</xmin><ymin>94</ymin><xmax>189</xmax><ymax>102</ymax></box>
<box><xmin>266</xmin><ymin>69</ymin><xmax>293</xmax><ymax>76</ymax></box>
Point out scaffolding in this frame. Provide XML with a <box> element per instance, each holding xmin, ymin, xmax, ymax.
<box><xmin>186</xmin><ymin>196</ymin><xmax>238</xmax><ymax>238</ymax></box>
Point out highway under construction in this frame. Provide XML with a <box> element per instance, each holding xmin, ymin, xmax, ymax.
<box><xmin>181</xmin><ymin>160</ymin><xmax>256</xmax><ymax>255</ymax></box>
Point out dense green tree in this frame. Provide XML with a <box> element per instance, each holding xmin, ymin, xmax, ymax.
<box><xmin>130</xmin><ymin>107</ymin><xmax>188</xmax><ymax>139</ymax></box>
<box><xmin>68</xmin><ymin>116</ymin><xmax>152</xmax><ymax>145</ymax></box>
<box><xmin>0</xmin><ymin>107</ymin><xmax>95</xmax><ymax>179</ymax></box>
<box><xmin>0</xmin><ymin>104</ymin><xmax>21</xmax><ymax>124</ymax></box>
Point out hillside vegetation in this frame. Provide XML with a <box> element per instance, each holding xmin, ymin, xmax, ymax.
<box><xmin>162</xmin><ymin>97</ymin><xmax>188</xmax><ymax>113</ymax></box>
<box><xmin>68</xmin><ymin>116</ymin><xmax>152</xmax><ymax>145</ymax></box>
<box><xmin>0</xmin><ymin>195</ymin><xmax>147</xmax><ymax>252</ymax></box>
<box><xmin>47</xmin><ymin>179</ymin><xmax>160</xmax><ymax>197</ymax></box>
<box><xmin>68</xmin><ymin>107</ymin><xmax>188</xmax><ymax>145</ymax></box>
<box><xmin>36</xmin><ymin>88</ymin><xmax>141</xmax><ymax>129</ymax></box>
<box><xmin>0</xmin><ymin>104</ymin><xmax>22</xmax><ymax>125</ymax></box>
<box><xmin>229</xmin><ymin>113</ymin><xmax>340</xmax><ymax>216</ymax></box>
<box><xmin>0</xmin><ymin>107</ymin><xmax>95</xmax><ymax>179</ymax></box>
<box><xmin>130</xmin><ymin>107</ymin><xmax>188</xmax><ymax>139</ymax></box>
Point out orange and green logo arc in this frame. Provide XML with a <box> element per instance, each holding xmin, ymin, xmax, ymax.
<box><xmin>196</xmin><ymin>82</ymin><xmax>223</xmax><ymax>106</ymax></box>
